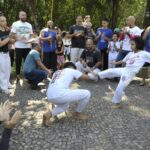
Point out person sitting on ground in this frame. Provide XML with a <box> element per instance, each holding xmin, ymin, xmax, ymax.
<box><xmin>0</xmin><ymin>101</ymin><xmax>22</xmax><ymax>150</ymax></box>
<box><xmin>43</xmin><ymin>62</ymin><xmax>97</xmax><ymax>127</ymax></box>
<box><xmin>23</xmin><ymin>40</ymin><xmax>52</xmax><ymax>90</ymax></box>
<box><xmin>96</xmin><ymin>37</ymin><xmax>150</xmax><ymax>108</ymax></box>
<box><xmin>76</xmin><ymin>38</ymin><xmax>101</xmax><ymax>81</ymax></box>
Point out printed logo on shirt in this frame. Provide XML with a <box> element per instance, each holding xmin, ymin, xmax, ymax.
<box><xmin>17</xmin><ymin>26</ymin><xmax>31</xmax><ymax>36</ymax></box>
<box><xmin>51</xmin><ymin>70</ymin><xmax>63</xmax><ymax>83</ymax></box>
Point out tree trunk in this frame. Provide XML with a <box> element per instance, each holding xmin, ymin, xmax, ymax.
<box><xmin>111</xmin><ymin>0</ymin><xmax>120</xmax><ymax>29</ymax></box>
<box><xmin>24</xmin><ymin>0</ymin><xmax>40</xmax><ymax>32</ymax></box>
<box><xmin>143</xmin><ymin>0</ymin><xmax>150</xmax><ymax>28</ymax></box>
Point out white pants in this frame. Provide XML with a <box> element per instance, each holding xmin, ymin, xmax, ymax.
<box><xmin>64</xmin><ymin>46</ymin><xmax>71</xmax><ymax>55</ymax></box>
<box><xmin>108</xmin><ymin>52</ymin><xmax>118</xmax><ymax>68</ymax></box>
<box><xmin>71</xmin><ymin>48</ymin><xmax>84</xmax><ymax>64</ymax></box>
<box><xmin>98</xmin><ymin>68</ymin><xmax>135</xmax><ymax>104</ymax></box>
<box><xmin>0</xmin><ymin>53</ymin><xmax>11</xmax><ymax>91</ymax></box>
<box><xmin>47</xmin><ymin>89</ymin><xmax>91</xmax><ymax>116</ymax></box>
<box><xmin>75</xmin><ymin>61</ymin><xmax>101</xmax><ymax>81</ymax></box>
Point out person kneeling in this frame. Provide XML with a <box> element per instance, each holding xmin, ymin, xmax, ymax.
<box><xmin>43</xmin><ymin>62</ymin><xmax>96</xmax><ymax>127</ymax></box>
<box><xmin>76</xmin><ymin>38</ymin><xmax>101</xmax><ymax>81</ymax></box>
<box><xmin>23</xmin><ymin>42</ymin><xmax>52</xmax><ymax>90</ymax></box>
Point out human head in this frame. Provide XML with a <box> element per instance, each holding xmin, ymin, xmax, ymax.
<box><xmin>112</xmin><ymin>33</ymin><xmax>119</xmax><ymax>41</ymax></box>
<box><xmin>126</xmin><ymin>16</ymin><xmax>135</xmax><ymax>27</ymax></box>
<box><xmin>85</xmin><ymin>38</ymin><xmax>94</xmax><ymax>51</ymax></box>
<box><xmin>102</xmin><ymin>18</ymin><xmax>109</xmax><ymax>28</ymax></box>
<box><xmin>0</xmin><ymin>14</ymin><xmax>7</xmax><ymax>28</ymax></box>
<box><xmin>76</xmin><ymin>15</ymin><xmax>83</xmax><ymax>26</ymax></box>
<box><xmin>63</xmin><ymin>62</ymin><xmax>76</xmax><ymax>69</ymax></box>
<box><xmin>19</xmin><ymin>11</ymin><xmax>27</xmax><ymax>22</ymax></box>
<box><xmin>47</xmin><ymin>20</ymin><xmax>53</xmax><ymax>29</ymax></box>
<box><xmin>32</xmin><ymin>42</ymin><xmax>41</xmax><ymax>51</ymax></box>
<box><xmin>84</xmin><ymin>15</ymin><xmax>91</xmax><ymax>22</ymax></box>
<box><xmin>131</xmin><ymin>37</ymin><xmax>145</xmax><ymax>51</ymax></box>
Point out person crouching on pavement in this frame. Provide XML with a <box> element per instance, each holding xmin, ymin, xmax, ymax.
<box><xmin>23</xmin><ymin>40</ymin><xmax>52</xmax><ymax>90</ymax></box>
<box><xmin>43</xmin><ymin>62</ymin><xmax>97</xmax><ymax>127</ymax></box>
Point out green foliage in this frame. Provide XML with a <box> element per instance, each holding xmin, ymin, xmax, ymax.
<box><xmin>0</xmin><ymin>0</ymin><xmax>147</xmax><ymax>31</ymax></box>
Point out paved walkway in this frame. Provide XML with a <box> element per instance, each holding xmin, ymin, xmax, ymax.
<box><xmin>0</xmin><ymin>78</ymin><xmax>150</xmax><ymax>150</ymax></box>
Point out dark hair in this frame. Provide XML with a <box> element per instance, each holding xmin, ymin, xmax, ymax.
<box><xmin>113</xmin><ymin>32</ymin><xmax>119</xmax><ymax>37</ymax></box>
<box><xmin>132</xmin><ymin>37</ymin><xmax>145</xmax><ymax>50</ymax></box>
<box><xmin>76</xmin><ymin>15</ymin><xmax>82</xmax><ymax>19</ymax></box>
<box><xmin>63</xmin><ymin>62</ymin><xmax>76</xmax><ymax>69</ymax></box>
<box><xmin>102</xmin><ymin>18</ymin><xmax>109</xmax><ymax>23</ymax></box>
<box><xmin>32</xmin><ymin>43</ymin><xmax>39</xmax><ymax>49</ymax></box>
<box><xmin>61</xmin><ymin>31</ymin><xmax>67</xmax><ymax>38</ymax></box>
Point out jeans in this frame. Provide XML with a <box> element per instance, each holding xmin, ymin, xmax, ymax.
<box><xmin>24</xmin><ymin>69</ymin><xmax>47</xmax><ymax>85</ymax></box>
<box><xmin>115</xmin><ymin>50</ymin><xmax>130</xmax><ymax>67</ymax></box>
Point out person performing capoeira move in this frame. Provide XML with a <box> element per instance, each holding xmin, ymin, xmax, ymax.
<box><xmin>43</xmin><ymin>62</ymin><xmax>96</xmax><ymax>127</ymax></box>
<box><xmin>96</xmin><ymin>37</ymin><xmax>150</xmax><ymax>108</ymax></box>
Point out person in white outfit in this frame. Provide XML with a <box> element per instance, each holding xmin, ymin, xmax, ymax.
<box><xmin>43</xmin><ymin>62</ymin><xmax>96</xmax><ymax>126</ymax></box>
<box><xmin>0</xmin><ymin>14</ymin><xmax>14</xmax><ymax>94</ymax></box>
<box><xmin>97</xmin><ymin>37</ymin><xmax>150</xmax><ymax>108</ymax></box>
<box><xmin>76</xmin><ymin>38</ymin><xmax>101</xmax><ymax>81</ymax></box>
<box><xmin>108</xmin><ymin>33</ymin><xmax>120</xmax><ymax>68</ymax></box>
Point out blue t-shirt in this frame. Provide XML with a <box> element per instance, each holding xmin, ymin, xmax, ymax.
<box><xmin>23</xmin><ymin>49</ymin><xmax>40</xmax><ymax>73</ymax></box>
<box><xmin>42</xmin><ymin>28</ymin><xmax>57</xmax><ymax>52</ymax></box>
<box><xmin>96</xmin><ymin>28</ymin><xmax>112</xmax><ymax>51</ymax></box>
<box><xmin>145</xmin><ymin>31</ymin><xmax>150</xmax><ymax>52</ymax></box>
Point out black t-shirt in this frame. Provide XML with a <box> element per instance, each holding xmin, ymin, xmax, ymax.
<box><xmin>0</xmin><ymin>30</ymin><xmax>9</xmax><ymax>53</ymax></box>
<box><xmin>81</xmin><ymin>49</ymin><xmax>101</xmax><ymax>68</ymax></box>
<box><xmin>69</xmin><ymin>25</ymin><xmax>87</xmax><ymax>48</ymax></box>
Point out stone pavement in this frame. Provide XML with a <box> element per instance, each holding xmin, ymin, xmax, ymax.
<box><xmin>0</xmin><ymin>78</ymin><xmax>150</xmax><ymax>150</ymax></box>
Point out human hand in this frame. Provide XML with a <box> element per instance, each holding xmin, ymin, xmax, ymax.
<box><xmin>3</xmin><ymin>110</ymin><xmax>22</xmax><ymax>129</ymax></box>
<box><xmin>81</xmin><ymin>60</ymin><xmax>87</xmax><ymax>67</ymax></box>
<box><xmin>0</xmin><ymin>101</ymin><xmax>12</xmax><ymax>122</ymax></box>
<box><xmin>110</xmin><ymin>60</ymin><xmax>116</xmax><ymax>65</ymax></box>
<box><xmin>47</xmin><ymin>69</ymin><xmax>52</xmax><ymax>76</ymax></box>
<box><xmin>97</xmin><ymin>31</ymin><xmax>101</xmax><ymax>37</ymax></box>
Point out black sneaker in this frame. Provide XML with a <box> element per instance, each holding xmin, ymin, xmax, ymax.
<box><xmin>30</xmin><ymin>84</ymin><xmax>41</xmax><ymax>90</ymax></box>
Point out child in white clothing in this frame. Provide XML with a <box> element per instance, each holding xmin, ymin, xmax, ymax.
<box><xmin>108</xmin><ymin>33</ymin><xmax>120</xmax><ymax>68</ymax></box>
<box><xmin>97</xmin><ymin>37</ymin><xmax>150</xmax><ymax>108</ymax></box>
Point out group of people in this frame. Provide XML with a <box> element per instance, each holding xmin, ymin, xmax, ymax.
<box><xmin>0</xmin><ymin>10</ymin><xmax>150</xmax><ymax>149</ymax></box>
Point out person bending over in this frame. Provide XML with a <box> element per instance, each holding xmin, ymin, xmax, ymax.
<box><xmin>43</xmin><ymin>62</ymin><xmax>97</xmax><ymax>127</ymax></box>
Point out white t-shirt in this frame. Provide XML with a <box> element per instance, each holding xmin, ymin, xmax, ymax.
<box><xmin>123</xmin><ymin>51</ymin><xmax>150</xmax><ymax>73</ymax></box>
<box><xmin>122</xmin><ymin>26</ymin><xmax>141</xmax><ymax>51</ymax></box>
<box><xmin>11</xmin><ymin>21</ymin><xmax>33</xmax><ymax>48</ymax></box>
<box><xmin>47</xmin><ymin>68</ymin><xmax>82</xmax><ymax>98</ymax></box>
<box><xmin>62</xmin><ymin>38</ymin><xmax>71</xmax><ymax>46</ymax></box>
<box><xmin>109</xmin><ymin>41</ymin><xmax>120</xmax><ymax>53</ymax></box>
